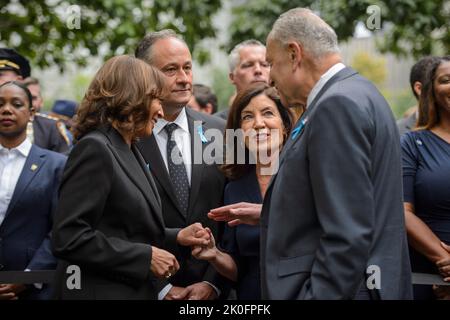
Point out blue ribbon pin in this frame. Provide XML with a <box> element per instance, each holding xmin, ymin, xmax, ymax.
<box><xmin>291</xmin><ymin>117</ymin><xmax>308</xmax><ymax>140</ymax></box>
<box><xmin>197</xmin><ymin>125</ymin><xmax>208</xmax><ymax>143</ymax></box>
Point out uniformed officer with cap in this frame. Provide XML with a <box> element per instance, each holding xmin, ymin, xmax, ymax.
<box><xmin>0</xmin><ymin>48</ymin><xmax>70</xmax><ymax>154</ymax></box>
<box><xmin>49</xmin><ymin>99</ymin><xmax>78</xmax><ymax>145</ymax></box>
<box><xmin>0</xmin><ymin>48</ymin><xmax>31</xmax><ymax>82</ymax></box>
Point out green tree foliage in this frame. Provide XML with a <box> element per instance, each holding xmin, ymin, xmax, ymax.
<box><xmin>0</xmin><ymin>0</ymin><xmax>221</xmax><ymax>71</ymax></box>
<box><xmin>351</xmin><ymin>51</ymin><xmax>387</xmax><ymax>87</ymax></box>
<box><xmin>228</xmin><ymin>0</ymin><xmax>449</xmax><ymax>58</ymax></box>
<box><xmin>211</xmin><ymin>66</ymin><xmax>234</xmax><ymax>110</ymax></box>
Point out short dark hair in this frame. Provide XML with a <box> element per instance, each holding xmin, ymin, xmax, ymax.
<box><xmin>192</xmin><ymin>84</ymin><xmax>218</xmax><ymax>113</ymax></box>
<box><xmin>73</xmin><ymin>55</ymin><xmax>167</xmax><ymax>142</ymax></box>
<box><xmin>0</xmin><ymin>80</ymin><xmax>33</xmax><ymax>109</ymax></box>
<box><xmin>135</xmin><ymin>29</ymin><xmax>186</xmax><ymax>64</ymax></box>
<box><xmin>409</xmin><ymin>56</ymin><xmax>439</xmax><ymax>100</ymax></box>
<box><xmin>221</xmin><ymin>83</ymin><xmax>294</xmax><ymax>180</ymax></box>
<box><xmin>417</xmin><ymin>55</ymin><xmax>450</xmax><ymax>130</ymax></box>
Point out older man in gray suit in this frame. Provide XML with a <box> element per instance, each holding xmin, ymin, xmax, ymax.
<box><xmin>261</xmin><ymin>8</ymin><xmax>412</xmax><ymax>300</ymax></box>
<box><xmin>209</xmin><ymin>8</ymin><xmax>413</xmax><ymax>300</ymax></box>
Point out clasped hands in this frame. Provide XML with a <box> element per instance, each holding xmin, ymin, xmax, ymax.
<box><xmin>161</xmin><ymin>223</ymin><xmax>216</xmax><ymax>300</ymax></box>
<box><xmin>151</xmin><ymin>222</ymin><xmax>213</xmax><ymax>280</ymax></box>
<box><xmin>189</xmin><ymin>202</ymin><xmax>263</xmax><ymax>264</ymax></box>
<box><xmin>433</xmin><ymin>242</ymin><xmax>450</xmax><ymax>299</ymax></box>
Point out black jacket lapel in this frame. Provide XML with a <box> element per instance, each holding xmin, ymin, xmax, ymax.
<box><xmin>103</xmin><ymin>128</ymin><xmax>165</xmax><ymax>230</ymax></box>
<box><xmin>186</xmin><ymin>108</ymin><xmax>206</xmax><ymax>215</ymax></box>
<box><xmin>131</xmin><ymin>144</ymin><xmax>162</xmax><ymax>208</ymax></box>
<box><xmin>137</xmin><ymin>132</ymin><xmax>186</xmax><ymax>218</ymax></box>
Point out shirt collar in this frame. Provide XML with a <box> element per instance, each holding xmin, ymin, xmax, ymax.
<box><xmin>0</xmin><ymin>137</ymin><xmax>32</xmax><ymax>157</ymax></box>
<box><xmin>306</xmin><ymin>62</ymin><xmax>346</xmax><ymax>108</ymax></box>
<box><xmin>153</xmin><ymin>107</ymin><xmax>189</xmax><ymax>135</ymax></box>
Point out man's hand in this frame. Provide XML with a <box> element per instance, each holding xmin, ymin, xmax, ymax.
<box><xmin>191</xmin><ymin>228</ymin><xmax>217</xmax><ymax>261</ymax></box>
<box><xmin>163</xmin><ymin>286</ymin><xmax>186</xmax><ymax>300</ymax></box>
<box><xmin>150</xmin><ymin>246</ymin><xmax>180</xmax><ymax>279</ymax></box>
<box><xmin>0</xmin><ymin>284</ymin><xmax>27</xmax><ymax>300</ymax></box>
<box><xmin>208</xmin><ymin>202</ymin><xmax>262</xmax><ymax>226</ymax></box>
<box><xmin>437</xmin><ymin>242</ymin><xmax>450</xmax><ymax>280</ymax></box>
<box><xmin>177</xmin><ymin>223</ymin><xmax>210</xmax><ymax>247</ymax></box>
<box><xmin>172</xmin><ymin>282</ymin><xmax>217</xmax><ymax>300</ymax></box>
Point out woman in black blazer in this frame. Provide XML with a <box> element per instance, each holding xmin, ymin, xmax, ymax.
<box><xmin>51</xmin><ymin>55</ymin><xmax>180</xmax><ymax>299</ymax></box>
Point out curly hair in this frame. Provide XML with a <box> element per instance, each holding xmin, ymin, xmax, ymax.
<box><xmin>417</xmin><ymin>55</ymin><xmax>450</xmax><ymax>130</ymax></box>
<box><xmin>73</xmin><ymin>55</ymin><xmax>167</xmax><ymax>142</ymax></box>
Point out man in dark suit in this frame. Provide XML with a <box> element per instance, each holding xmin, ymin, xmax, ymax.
<box><xmin>22</xmin><ymin>77</ymin><xmax>71</xmax><ymax>154</ymax></box>
<box><xmin>31</xmin><ymin>113</ymin><xmax>70</xmax><ymax>154</ymax></box>
<box><xmin>257</xmin><ymin>8</ymin><xmax>413</xmax><ymax>299</ymax></box>
<box><xmin>214</xmin><ymin>40</ymin><xmax>270</xmax><ymax>121</ymax></box>
<box><xmin>135</xmin><ymin>30</ymin><xmax>228</xmax><ymax>300</ymax></box>
<box><xmin>0</xmin><ymin>81</ymin><xmax>66</xmax><ymax>300</ymax></box>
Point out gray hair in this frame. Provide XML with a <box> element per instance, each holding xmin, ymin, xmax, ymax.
<box><xmin>135</xmin><ymin>29</ymin><xmax>187</xmax><ymax>64</ymax></box>
<box><xmin>23</xmin><ymin>76</ymin><xmax>40</xmax><ymax>86</ymax></box>
<box><xmin>228</xmin><ymin>39</ymin><xmax>266</xmax><ymax>72</ymax></box>
<box><xmin>269</xmin><ymin>8</ymin><xmax>339</xmax><ymax>58</ymax></box>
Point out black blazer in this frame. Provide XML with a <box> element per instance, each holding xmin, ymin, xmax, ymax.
<box><xmin>52</xmin><ymin>126</ymin><xmax>166</xmax><ymax>299</ymax></box>
<box><xmin>220</xmin><ymin>167</ymin><xmax>261</xmax><ymax>300</ymax></box>
<box><xmin>137</xmin><ymin>108</ymin><xmax>227</xmax><ymax>292</ymax></box>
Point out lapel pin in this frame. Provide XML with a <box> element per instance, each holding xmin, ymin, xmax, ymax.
<box><xmin>197</xmin><ymin>125</ymin><xmax>208</xmax><ymax>143</ymax></box>
<box><xmin>292</xmin><ymin>117</ymin><xmax>308</xmax><ymax>140</ymax></box>
<box><xmin>31</xmin><ymin>164</ymin><xmax>38</xmax><ymax>171</ymax></box>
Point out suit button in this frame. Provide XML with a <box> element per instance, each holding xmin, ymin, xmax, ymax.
<box><xmin>0</xmin><ymin>264</ymin><xmax>4</xmax><ymax>270</ymax></box>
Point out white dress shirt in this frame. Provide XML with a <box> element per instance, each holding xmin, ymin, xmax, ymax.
<box><xmin>153</xmin><ymin>108</ymin><xmax>220</xmax><ymax>299</ymax></box>
<box><xmin>152</xmin><ymin>107</ymin><xmax>192</xmax><ymax>185</ymax></box>
<box><xmin>0</xmin><ymin>138</ymin><xmax>32</xmax><ymax>226</ymax></box>
<box><xmin>306</xmin><ymin>62</ymin><xmax>346</xmax><ymax>109</ymax></box>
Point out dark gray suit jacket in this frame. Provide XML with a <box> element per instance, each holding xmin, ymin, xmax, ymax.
<box><xmin>137</xmin><ymin>108</ymin><xmax>228</xmax><ymax>295</ymax></box>
<box><xmin>397</xmin><ymin>111</ymin><xmax>417</xmax><ymax>136</ymax></box>
<box><xmin>260</xmin><ymin>67</ymin><xmax>413</xmax><ymax>300</ymax></box>
<box><xmin>33</xmin><ymin>114</ymin><xmax>70</xmax><ymax>154</ymax></box>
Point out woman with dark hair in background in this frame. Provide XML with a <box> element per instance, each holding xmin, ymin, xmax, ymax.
<box><xmin>401</xmin><ymin>55</ymin><xmax>450</xmax><ymax>299</ymax></box>
<box><xmin>51</xmin><ymin>55</ymin><xmax>181</xmax><ymax>300</ymax></box>
<box><xmin>192</xmin><ymin>83</ymin><xmax>293</xmax><ymax>299</ymax></box>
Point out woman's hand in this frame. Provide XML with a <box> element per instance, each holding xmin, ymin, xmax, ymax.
<box><xmin>436</xmin><ymin>242</ymin><xmax>450</xmax><ymax>281</ymax></box>
<box><xmin>0</xmin><ymin>284</ymin><xmax>26</xmax><ymax>300</ymax></box>
<box><xmin>191</xmin><ymin>228</ymin><xmax>217</xmax><ymax>261</ymax></box>
<box><xmin>150</xmin><ymin>246</ymin><xmax>180</xmax><ymax>279</ymax></box>
<box><xmin>177</xmin><ymin>223</ymin><xmax>210</xmax><ymax>246</ymax></box>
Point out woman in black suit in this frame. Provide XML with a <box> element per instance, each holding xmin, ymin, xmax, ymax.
<box><xmin>51</xmin><ymin>55</ymin><xmax>180</xmax><ymax>299</ymax></box>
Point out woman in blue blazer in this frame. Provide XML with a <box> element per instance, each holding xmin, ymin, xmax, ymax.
<box><xmin>192</xmin><ymin>83</ymin><xmax>294</xmax><ymax>299</ymax></box>
<box><xmin>0</xmin><ymin>81</ymin><xmax>66</xmax><ymax>300</ymax></box>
